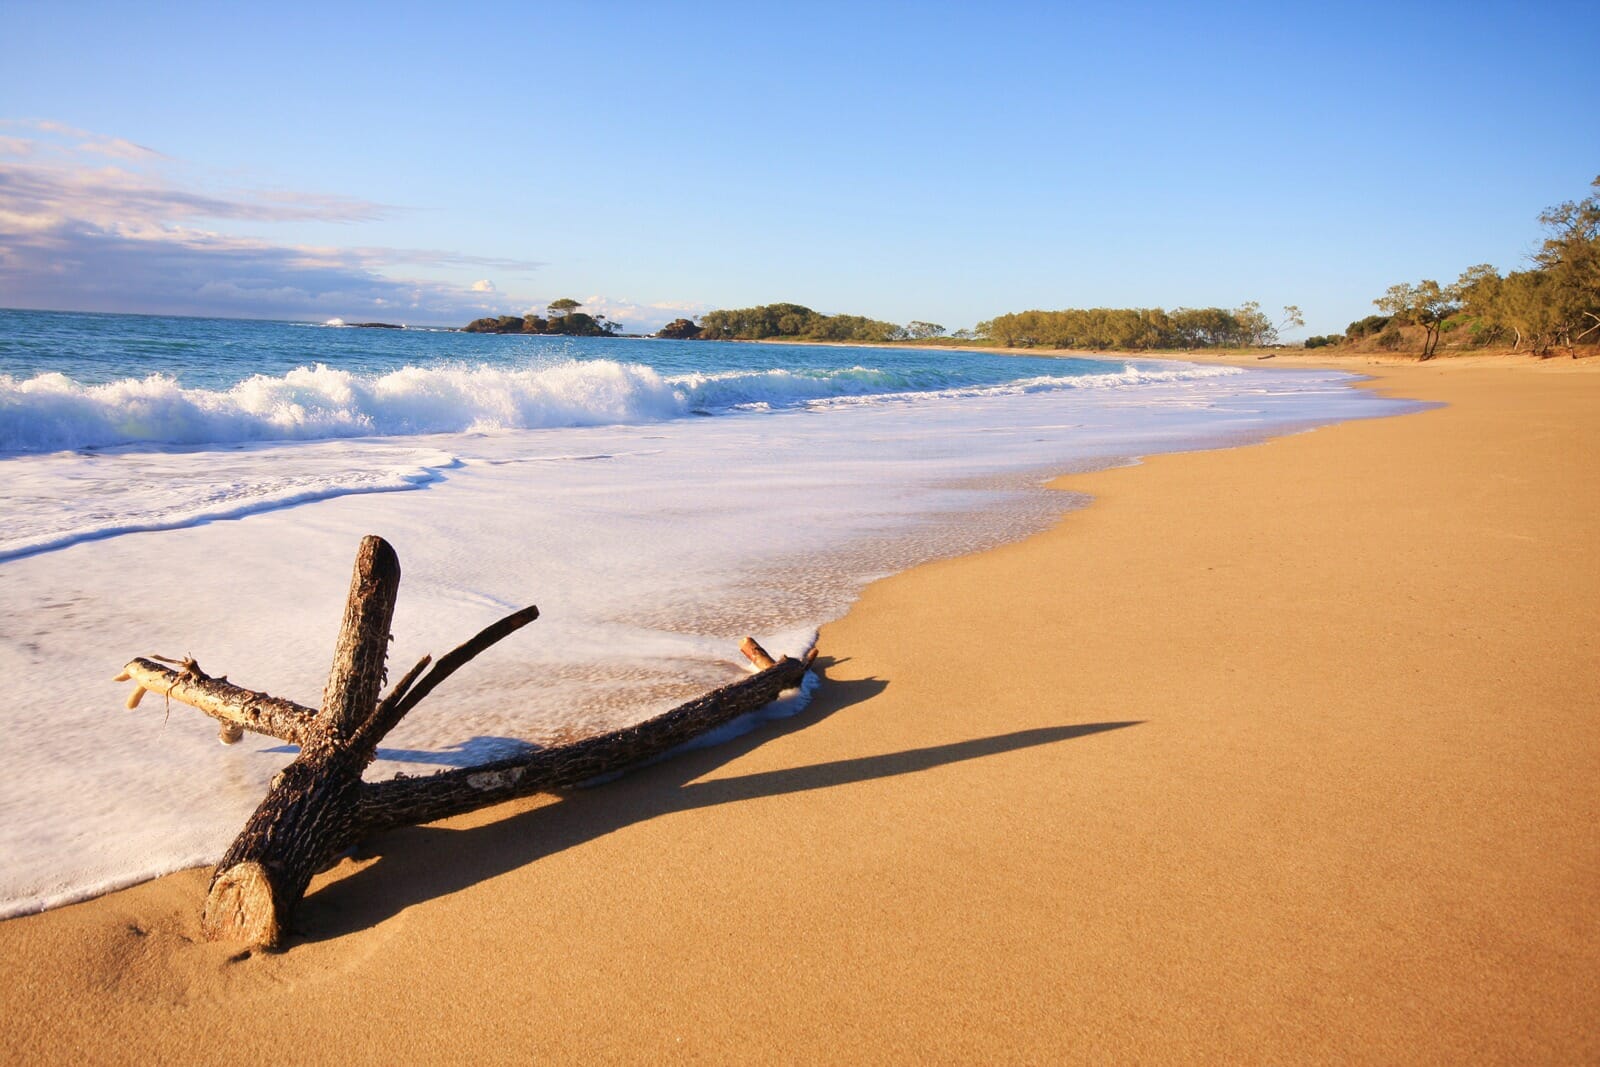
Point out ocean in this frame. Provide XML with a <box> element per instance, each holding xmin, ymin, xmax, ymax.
<box><xmin>0</xmin><ymin>308</ymin><xmax>1417</xmax><ymax>915</ymax></box>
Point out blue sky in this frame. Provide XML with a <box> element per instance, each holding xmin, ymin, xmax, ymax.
<box><xmin>2</xmin><ymin>0</ymin><xmax>1595</xmax><ymax>334</ymax></box>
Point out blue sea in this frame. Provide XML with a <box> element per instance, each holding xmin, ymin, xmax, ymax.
<box><xmin>2</xmin><ymin>307</ymin><xmax>1264</xmax><ymax>453</ymax></box>
<box><xmin>0</xmin><ymin>307</ymin><xmax>1418</xmax><ymax>915</ymax></box>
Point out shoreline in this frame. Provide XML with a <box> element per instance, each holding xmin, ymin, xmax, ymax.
<box><xmin>2</xmin><ymin>356</ymin><xmax>1596</xmax><ymax>1061</ymax></box>
<box><xmin>0</xmin><ymin>331</ymin><xmax>1394</xmax><ymax>923</ymax></box>
<box><xmin>750</xmin><ymin>333</ymin><xmax>1599</xmax><ymax>371</ymax></box>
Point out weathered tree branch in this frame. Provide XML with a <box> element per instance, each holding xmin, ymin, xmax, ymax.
<box><xmin>118</xmin><ymin>536</ymin><xmax>817</xmax><ymax>949</ymax></box>
<box><xmin>739</xmin><ymin>635</ymin><xmax>778</xmax><ymax>670</ymax></box>
<box><xmin>116</xmin><ymin>658</ymin><xmax>316</xmax><ymax>745</ymax></box>
<box><xmin>321</xmin><ymin>535</ymin><xmax>401</xmax><ymax>740</ymax></box>
<box><xmin>357</xmin><ymin>648</ymin><xmax>815</xmax><ymax>836</ymax></box>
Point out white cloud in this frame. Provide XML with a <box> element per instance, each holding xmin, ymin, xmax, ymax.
<box><xmin>0</xmin><ymin>121</ymin><xmax>706</xmax><ymax>331</ymax></box>
<box><xmin>0</xmin><ymin>122</ymin><xmax>542</xmax><ymax>324</ymax></box>
<box><xmin>0</xmin><ymin>159</ymin><xmax>393</xmax><ymax>226</ymax></box>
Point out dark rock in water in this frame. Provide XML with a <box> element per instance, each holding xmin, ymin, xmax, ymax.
<box><xmin>349</xmin><ymin>322</ymin><xmax>405</xmax><ymax>329</ymax></box>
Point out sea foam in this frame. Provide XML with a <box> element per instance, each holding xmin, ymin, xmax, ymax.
<box><xmin>0</xmin><ymin>359</ymin><xmax>1243</xmax><ymax>454</ymax></box>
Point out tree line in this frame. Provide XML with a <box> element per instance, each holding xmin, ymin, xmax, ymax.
<box><xmin>1319</xmin><ymin>176</ymin><xmax>1599</xmax><ymax>358</ymax></box>
<box><xmin>657</xmin><ymin>306</ymin><xmax>951</xmax><ymax>342</ymax></box>
<box><xmin>464</xmin><ymin>178</ymin><xmax>1596</xmax><ymax>358</ymax></box>
<box><xmin>657</xmin><ymin>301</ymin><xmax>1304</xmax><ymax>350</ymax></box>
<box><xmin>665</xmin><ymin>303</ymin><xmax>906</xmax><ymax>342</ymax></box>
<box><xmin>974</xmin><ymin>302</ymin><xmax>1300</xmax><ymax>350</ymax></box>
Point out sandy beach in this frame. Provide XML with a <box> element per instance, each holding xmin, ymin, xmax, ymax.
<box><xmin>2</xmin><ymin>354</ymin><xmax>1596</xmax><ymax>1063</ymax></box>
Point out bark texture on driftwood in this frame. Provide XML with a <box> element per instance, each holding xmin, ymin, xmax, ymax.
<box><xmin>320</xmin><ymin>535</ymin><xmax>401</xmax><ymax>740</ymax></box>
<box><xmin>118</xmin><ymin>535</ymin><xmax>815</xmax><ymax>948</ymax></box>
<box><xmin>116</xmin><ymin>659</ymin><xmax>315</xmax><ymax>744</ymax></box>
<box><xmin>359</xmin><ymin>651</ymin><xmax>812</xmax><ymax>834</ymax></box>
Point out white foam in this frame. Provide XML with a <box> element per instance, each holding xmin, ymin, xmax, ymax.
<box><xmin>0</xmin><ymin>444</ymin><xmax>461</xmax><ymax>561</ymax></box>
<box><xmin>0</xmin><ymin>361</ymin><xmax>685</xmax><ymax>452</ymax></box>
<box><xmin>0</xmin><ymin>359</ymin><xmax>1244</xmax><ymax>454</ymax></box>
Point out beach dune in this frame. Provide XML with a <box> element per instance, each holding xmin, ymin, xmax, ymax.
<box><xmin>2</xmin><ymin>356</ymin><xmax>1596</xmax><ymax>1064</ymax></box>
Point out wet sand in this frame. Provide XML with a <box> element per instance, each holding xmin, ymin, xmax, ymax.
<box><xmin>2</xmin><ymin>355</ymin><xmax>1596</xmax><ymax>1063</ymax></box>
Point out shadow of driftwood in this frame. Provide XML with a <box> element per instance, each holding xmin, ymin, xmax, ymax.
<box><xmin>263</xmin><ymin>735</ymin><xmax>543</xmax><ymax>767</ymax></box>
<box><xmin>290</xmin><ymin>663</ymin><xmax>1141</xmax><ymax>944</ymax></box>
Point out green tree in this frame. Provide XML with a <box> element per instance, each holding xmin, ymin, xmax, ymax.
<box><xmin>1345</xmin><ymin>314</ymin><xmax>1390</xmax><ymax>339</ymax></box>
<box><xmin>544</xmin><ymin>311</ymin><xmax>615</xmax><ymax>336</ymax></box>
<box><xmin>655</xmin><ymin>318</ymin><xmax>702</xmax><ymax>340</ymax></box>
<box><xmin>1374</xmin><ymin>279</ymin><xmax>1460</xmax><ymax>359</ymax></box>
<box><xmin>1453</xmin><ymin>264</ymin><xmax>1508</xmax><ymax>347</ymax></box>
<box><xmin>1277</xmin><ymin>304</ymin><xmax>1305</xmax><ymax>339</ymax></box>
<box><xmin>1234</xmin><ymin>301</ymin><xmax>1297</xmax><ymax>346</ymax></box>
<box><xmin>1385</xmin><ymin>178</ymin><xmax>1598</xmax><ymax>358</ymax></box>
<box><xmin>1532</xmin><ymin>176</ymin><xmax>1600</xmax><ymax>351</ymax></box>
<box><xmin>904</xmin><ymin>321</ymin><xmax>946</xmax><ymax>340</ymax></box>
<box><xmin>547</xmin><ymin>297</ymin><xmax>583</xmax><ymax>318</ymax></box>
<box><xmin>1234</xmin><ymin>302</ymin><xmax>1270</xmax><ymax>345</ymax></box>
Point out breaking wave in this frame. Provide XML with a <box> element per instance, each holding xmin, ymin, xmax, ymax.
<box><xmin>0</xmin><ymin>358</ymin><xmax>1242</xmax><ymax>453</ymax></box>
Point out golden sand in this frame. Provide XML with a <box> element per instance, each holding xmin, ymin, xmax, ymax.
<box><xmin>3</xmin><ymin>356</ymin><xmax>1596</xmax><ymax>1063</ymax></box>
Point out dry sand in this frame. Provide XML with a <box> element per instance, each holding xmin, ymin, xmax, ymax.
<box><xmin>3</xmin><ymin>356</ymin><xmax>1596</xmax><ymax>1064</ymax></box>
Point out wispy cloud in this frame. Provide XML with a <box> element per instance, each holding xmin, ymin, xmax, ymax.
<box><xmin>0</xmin><ymin>160</ymin><xmax>394</xmax><ymax>227</ymax></box>
<box><xmin>22</xmin><ymin>119</ymin><xmax>165</xmax><ymax>160</ymax></box>
<box><xmin>0</xmin><ymin>121</ymin><xmax>539</xmax><ymax>323</ymax></box>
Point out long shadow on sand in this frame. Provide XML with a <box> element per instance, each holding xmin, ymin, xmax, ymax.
<box><xmin>291</xmin><ymin>661</ymin><xmax>1141</xmax><ymax>945</ymax></box>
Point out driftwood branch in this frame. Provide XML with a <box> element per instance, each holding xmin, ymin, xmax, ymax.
<box><xmin>321</xmin><ymin>535</ymin><xmax>401</xmax><ymax>740</ymax></box>
<box><xmin>116</xmin><ymin>658</ymin><xmax>316</xmax><ymax>745</ymax></box>
<box><xmin>117</xmin><ymin>535</ymin><xmax>816</xmax><ymax>948</ymax></box>
<box><xmin>359</xmin><ymin>647</ymin><xmax>815</xmax><ymax>835</ymax></box>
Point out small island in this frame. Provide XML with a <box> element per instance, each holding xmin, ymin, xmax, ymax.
<box><xmin>463</xmin><ymin>298</ymin><xmax>622</xmax><ymax>337</ymax></box>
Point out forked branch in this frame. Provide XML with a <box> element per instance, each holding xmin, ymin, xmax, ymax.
<box><xmin>116</xmin><ymin>535</ymin><xmax>816</xmax><ymax>948</ymax></box>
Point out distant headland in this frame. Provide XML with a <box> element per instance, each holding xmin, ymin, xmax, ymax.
<box><xmin>463</xmin><ymin>298</ymin><xmax>622</xmax><ymax>337</ymax></box>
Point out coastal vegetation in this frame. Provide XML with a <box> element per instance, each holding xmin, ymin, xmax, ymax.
<box><xmin>975</xmin><ymin>302</ymin><xmax>1301</xmax><ymax>350</ymax></box>
<box><xmin>1347</xmin><ymin>176</ymin><xmax>1599</xmax><ymax>358</ymax></box>
<box><xmin>463</xmin><ymin>298</ymin><xmax>621</xmax><ymax>337</ymax></box>
<box><xmin>462</xmin><ymin>178</ymin><xmax>1596</xmax><ymax>359</ymax></box>
<box><xmin>687</xmin><ymin>303</ymin><xmax>905</xmax><ymax>343</ymax></box>
<box><xmin>656</xmin><ymin>317</ymin><xmax>703</xmax><ymax>339</ymax></box>
<box><xmin>647</xmin><ymin>302</ymin><xmax>1300</xmax><ymax>350</ymax></box>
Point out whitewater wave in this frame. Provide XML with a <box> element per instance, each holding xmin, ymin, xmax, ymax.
<box><xmin>0</xmin><ymin>359</ymin><xmax>1242</xmax><ymax>454</ymax></box>
<box><xmin>0</xmin><ymin>360</ymin><xmax>683</xmax><ymax>453</ymax></box>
